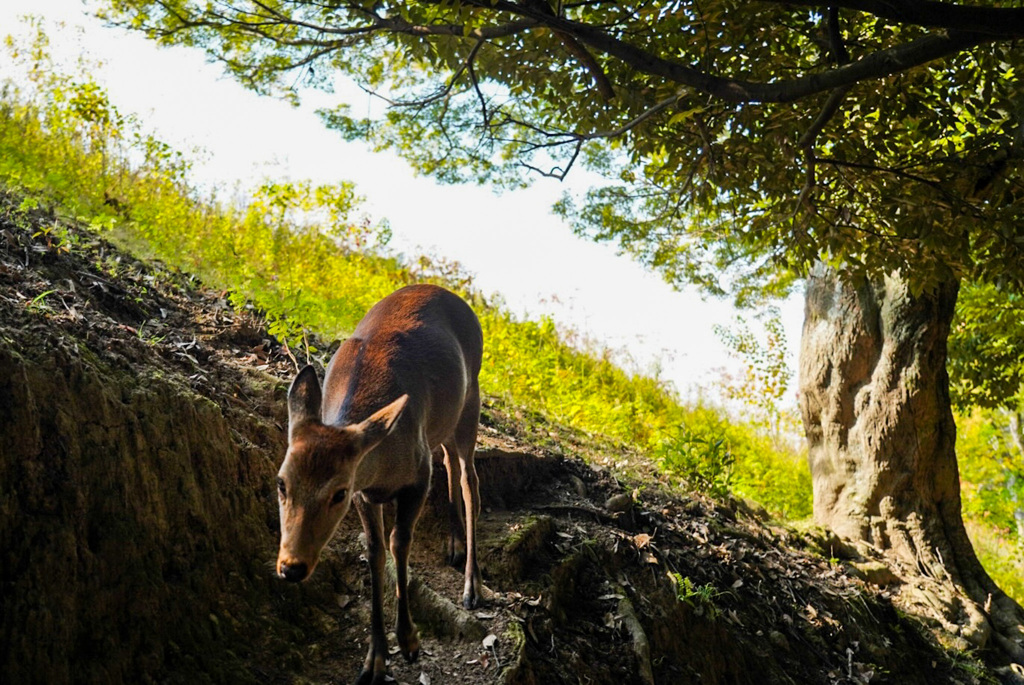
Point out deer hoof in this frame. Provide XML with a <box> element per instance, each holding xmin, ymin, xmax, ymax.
<box><xmin>355</xmin><ymin>669</ymin><xmax>385</xmax><ymax>685</ymax></box>
<box><xmin>398</xmin><ymin>629</ymin><xmax>420</xmax><ymax>663</ymax></box>
<box><xmin>463</xmin><ymin>573</ymin><xmax>484</xmax><ymax>609</ymax></box>
<box><xmin>356</xmin><ymin>653</ymin><xmax>387</xmax><ymax>685</ymax></box>
<box><xmin>446</xmin><ymin>537</ymin><xmax>467</xmax><ymax>568</ymax></box>
<box><xmin>355</xmin><ymin>670</ymin><xmax>387</xmax><ymax>685</ymax></box>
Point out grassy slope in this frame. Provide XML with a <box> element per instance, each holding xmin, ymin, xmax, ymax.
<box><xmin>0</xmin><ymin>42</ymin><xmax>811</xmax><ymax>516</ymax></box>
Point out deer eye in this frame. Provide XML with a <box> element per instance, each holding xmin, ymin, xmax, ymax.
<box><xmin>277</xmin><ymin>477</ymin><xmax>286</xmax><ymax>498</ymax></box>
<box><xmin>330</xmin><ymin>489</ymin><xmax>348</xmax><ymax>506</ymax></box>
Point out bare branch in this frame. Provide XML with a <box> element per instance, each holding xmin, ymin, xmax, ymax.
<box><xmin>519</xmin><ymin>139</ymin><xmax>582</xmax><ymax>179</ymax></box>
<box><xmin>364</xmin><ymin>40</ymin><xmax>486</xmax><ymax>108</ymax></box>
<box><xmin>580</xmin><ymin>91</ymin><xmax>680</xmax><ymax>140</ymax></box>
<box><xmin>466</xmin><ymin>43</ymin><xmax>492</xmax><ymax>127</ymax></box>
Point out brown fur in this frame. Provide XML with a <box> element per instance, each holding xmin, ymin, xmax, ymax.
<box><xmin>276</xmin><ymin>284</ymin><xmax>483</xmax><ymax>685</ymax></box>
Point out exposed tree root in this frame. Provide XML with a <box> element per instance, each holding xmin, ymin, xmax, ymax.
<box><xmin>498</xmin><ymin>621</ymin><xmax>536</xmax><ymax>685</ymax></box>
<box><xmin>385</xmin><ymin>558</ymin><xmax>488</xmax><ymax>642</ymax></box>
<box><xmin>615</xmin><ymin>584</ymin><xmax>655</xmax><ymax>685</ymax></box>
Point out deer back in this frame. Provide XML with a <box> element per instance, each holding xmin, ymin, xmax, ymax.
<box><xmin>320</xmin><ymin>284</ymin><xmax>483</xmax><ymax>490</ymax></box>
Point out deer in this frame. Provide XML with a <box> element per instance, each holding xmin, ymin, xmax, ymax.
<box><xmin>275</xmin><ymin>284</ymin><xmax>483</xmax><ymax>685</ymax></box>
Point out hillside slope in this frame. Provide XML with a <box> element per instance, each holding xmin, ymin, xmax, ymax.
<box><xmin>0</xmin><ymin>190</ymin><xmax>1008</xmax><ymax>684</ymax></box>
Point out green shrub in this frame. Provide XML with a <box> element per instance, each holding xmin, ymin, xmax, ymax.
<box><xmin>655</xmin><ymin>428</ymin><xmax>735</xmax><ymax>499</ymax></box>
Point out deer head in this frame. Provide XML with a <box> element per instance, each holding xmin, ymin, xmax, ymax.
<box><xmin>275</xmin><ymin>365</ymin><xmax>407</xmax><ymax>582</ymax></box>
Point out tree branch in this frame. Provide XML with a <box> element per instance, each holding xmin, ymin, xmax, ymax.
<box><xmin>555</xmin><ymin>30</ymin><xmax>616</xmax><ymax>101</ymax></box>
<box><xmin>580</xmin><ymin>91</ymin><xmax>680</xmax><ymax>139</ymax></box>
<box><xmin>796</xmin><ymin>85</ymin><xmax>852</xmax><ymax>208</ymax></box>
<box><xmin>466</xmin><ymin>46</ymin><xmax>493</xmax><ymax>128</ymax></box>
<box><xmin>363</xmin><ymin>39</ymin><xmax>486</xmax><ymax>108</ymax></box>
<box><xmin>379</xmin><ymin>17</ymin><xmax>539</xmax><ymax>39</ymax></box>
<box><xmin>796</xmin><ymin>7</ymin><xmax>853</xmax><ymax>211</ymax></box>
<box><xmin>775</xmin><ymin>0</ymin><xmax>1024</xmax><ymax>38</ymax></box>
<box><xmin>519</xmin><ymin>139</ymin><xmax>583</xmax><ymax>179</ymax></box>
<box><xmin>474</xmin><ymin>0</ymin><xmax>992</xmax><ymax>103</ymax></box>
<box><xmin>518</xmin><ymin>0</ymin><xmax>615</xmax><ymax>99</ymax></box>
<box><xmin>127</xmin><ymin>0</ymin><xmax>1000</xmax><ymax>106</ymax></box>
<box><xmin>827</xmin><ymin>6</ymin><xmax>850</xmax><ymax>65</ymax></box>
<box><xmin>818</xmin><ymin>156</ymin><xmax>986</xmax><ymax>216</ymax></box>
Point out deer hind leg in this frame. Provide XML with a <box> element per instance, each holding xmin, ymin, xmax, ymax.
<box><xmin>354</xmin><ymin>495</ymin><xmax>389</xmax><ymax>685</ymax></box>
<box><xmin>439</xmin><ymin>443</ymin><xmax>467</xmax><ymax>567</ymax></box>
<box><xmin>391</xmin><ymin>479</ymin><xmax>428</xmax><ymax>664</ymax></box>
<box><xmin>455</xmin><ymin>388</ymin><xmax>483</xmax><ymax>609</ymax></box>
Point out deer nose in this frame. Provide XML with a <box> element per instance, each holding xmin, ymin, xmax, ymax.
<box><xmin>279</xmin><ymin>562</ymin><xmax>309</xmax><ymax>583</ymax></box>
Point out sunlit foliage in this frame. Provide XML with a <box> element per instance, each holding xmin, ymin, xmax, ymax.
<box><xmin>714</xmin><ymin>308</ymin><xmax>797</xmax><ymax>445</ymax></box>
<box><xmin>97</xmin><ymin>0</ymin><xmax>1024</xmax><ymax>303</ymax></box>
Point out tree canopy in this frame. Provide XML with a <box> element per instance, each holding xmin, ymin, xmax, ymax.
<box><xmin>98</xmin><ymin>0</ymin><xmax>1024</xmax><ymax>303</ymax></box>
<box><xmin>950</xmin><ymin>282</ymin><xmax>1024</xmax><ymax>410</ymax></box>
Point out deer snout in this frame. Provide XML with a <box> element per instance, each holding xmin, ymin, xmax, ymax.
<box><xmin>278</xmin><ymin>561</ymin><xmax>309</xmax><ymax>583</ymax></box>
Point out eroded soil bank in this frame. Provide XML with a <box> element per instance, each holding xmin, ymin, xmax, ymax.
<box><xmin>0</xmin><ymin>193</ymin><xmax>1008</xmax><ymax>684</ymax></box>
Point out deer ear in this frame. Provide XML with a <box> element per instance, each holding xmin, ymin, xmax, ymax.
<box><xmin>352</xmin><ymin>394</ymin><xmax>409</xmax><ymax>455</ymax></box>
<box><xmin>287</xmin><ymin>365</ymin><xmax>322</xmax><ymax>440</ymax></box>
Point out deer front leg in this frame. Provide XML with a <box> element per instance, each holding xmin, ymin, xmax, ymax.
<box><xmin>354</xmin><ymin>496</ymin><xmax>389</xmax><ymax>685</ymax></box>
<box><xmin>455</xmin><ymin>394</ymin><xmax>483</xmax><ymax>609</ymax></box>
<box><xmin>391</xmin><ymin>481</ymin><xmax>428</xmax><ymax>663</ymax></box>
<box><xmin>459</xmin><ymin>455</ymin><xmax>483</xmax><ymax>609</ymax></box>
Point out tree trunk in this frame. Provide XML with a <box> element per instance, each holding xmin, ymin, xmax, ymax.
<box><xmin>798</xmin><ymin>265</ymin><xmax>1024</xmax><ymax>661</ymax></box>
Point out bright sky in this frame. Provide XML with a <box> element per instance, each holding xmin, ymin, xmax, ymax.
<box><xmin>0</xmin><ymin>0</ymin><xmax>804</xmax><ymax>403</ymax></box>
